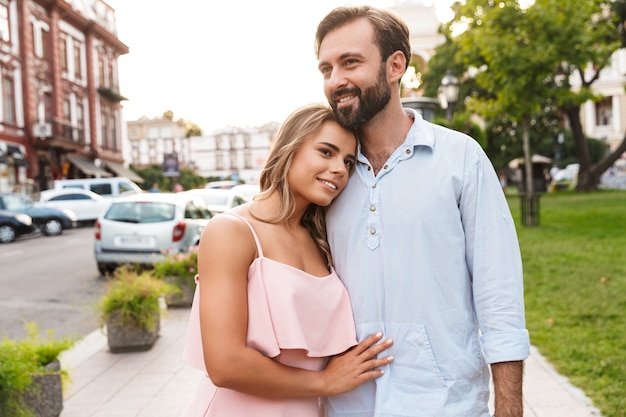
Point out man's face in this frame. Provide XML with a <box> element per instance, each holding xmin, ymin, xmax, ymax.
<box><xmin>318</xmin><ymin>18</ymin><xmax>392</xmax><ymax>130</ymax></box>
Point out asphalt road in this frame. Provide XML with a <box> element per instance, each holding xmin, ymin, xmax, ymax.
<box><xmin>0</xmin><ymin>226</ymin><xmax>107</xmax><ymax>341</ymax></box>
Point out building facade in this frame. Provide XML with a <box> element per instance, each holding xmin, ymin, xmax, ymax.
<box><xmin>126</xmin><ymin>118</ymin><xmax>278</xmax><ymax>184</ymax></box>
<box><xmin>0</xmin><ymin>0</ymin><xmax>131</xmax><ymax>194</ymax></box>
<box><xmin>574</xmin><ymin>49</ymin><xmax>626</xmax><ymax>155</ymax></box>
<box><xmin>189</xmin><ymin>123</ymin><xmax>278</xmax><ymax>183</ymax></box>
<box><xmin>127</xmin><ymin>117</ymin><xmax>190</xmax><ymax>170</ymax></box>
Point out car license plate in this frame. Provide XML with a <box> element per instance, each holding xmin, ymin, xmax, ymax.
<box><xmin>114</xmin><ymin>235</ymin><xmax>155</xmax><ymax>248</ymax></box>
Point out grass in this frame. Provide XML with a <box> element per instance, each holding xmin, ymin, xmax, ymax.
<box><xmin>507</xmin><ymin>189</ymin><xmax>626</xmax><ymax>417</ymax></box>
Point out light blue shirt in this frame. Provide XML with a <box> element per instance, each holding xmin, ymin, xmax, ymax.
<box><xmin>326</xmin><ymin>110</ymin><xmax>530</xmax><ymax>417</ymax></box>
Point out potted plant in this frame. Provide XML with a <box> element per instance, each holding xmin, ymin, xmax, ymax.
<box><xmin>98</xmin><ymin>266</ymin><xmax>177</xmax><ymax>353</ymax></box>
<box><xmin>152</xmin><ymin>246</ymin><xmax>199</xmax><ymax>308</ymax></box>
<box><xmin>0</xmin><ymin>322</ymin><xmax>75</xmax><ymax>417</ymax></box>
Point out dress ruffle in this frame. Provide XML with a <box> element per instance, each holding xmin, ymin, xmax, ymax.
<box><xmin>183</xmin><ymin>260</ymin><xmax>357</xmax><ymax>371</ymax></box>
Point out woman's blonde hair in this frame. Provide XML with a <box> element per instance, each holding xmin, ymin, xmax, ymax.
<box><xmin>254</xmin><ymin>103</ymin><xmax>355</xmax><ymax>266</ymax></box>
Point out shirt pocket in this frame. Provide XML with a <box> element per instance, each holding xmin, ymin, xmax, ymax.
<box><xmin>327</xmin><ymin>323</ymin><xmax>450</xmax><ymax>416</ymax></box>
<box><xmin>377</xmin><ymin>323</ymin><xmax>450</xmax><ymax>415</ymax></box>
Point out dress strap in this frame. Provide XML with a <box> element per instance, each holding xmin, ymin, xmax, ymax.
<box><xmin>221</xmin><ymin>212</ymin><xmax>263</xmax><ymax>257</ymax></box>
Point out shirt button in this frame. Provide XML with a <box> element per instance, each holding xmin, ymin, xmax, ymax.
<box><xmin>383</xmin><ymin>164</ymin><xmax>388</xmax><ymax>170</ymax></box>
<box><xmin>405</xmin><ymin>149</ymin><xmax>411</xmax><ymax>154</ymax></box>
<box><xmin>367</xmin><ymin>166</ymin><xmax>372</xmax><ymax>171</ymax></box>
<box><xmin>372</xmin><ymin>184</ymin><xmax>377</xmax><ymax>189</ymax></box>
<box><xmin>370</xmin><ymin>206</ymin><xmax>376</xmax><ymax>212</ymax></box>
<box><xmin>370</xmin><ymin>229</ymin><xmax>376</xmax><ymax>235</ymax></box>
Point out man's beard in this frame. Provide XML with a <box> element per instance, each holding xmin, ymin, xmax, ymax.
<box><xmin>331</xmin><ymin>64</ymin><xmax>391</xmax><ymax>130</ymax></box>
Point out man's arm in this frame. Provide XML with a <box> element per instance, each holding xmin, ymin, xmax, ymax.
<box><xmin>491</xmin><ymin>360</ymin><xmax>524</xmax><ymax>417</ymax></box>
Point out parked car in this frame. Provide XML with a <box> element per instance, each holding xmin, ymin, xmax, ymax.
<box><xmin>183</xmin><ymin>188</ymin><xmax>248</xmax><ymax>214</ymax></box>
<box><xmin>94</xmin><ymin>192</ymin><xmax>213</xmax><ymax>275</ymax></box>
<box><xmin>204</xmin><ymin>180</ymin><xmax>239</xmax><ymax>190</ymax></box>
<box><xmin>53</xmin><ymin>177</ymin><xmax>142</xmax><ymax>199</ymax></box>
<box><xmin>39</xmin><ymin>188</ymin><xmax>111</xmax><ymax>224</ymax></box>
<box><xmin>550</xmin><ymin>163</ymin><xmax>579</xmax><ymax>191</ymax></box>
<box><xmin>0</xmin><ymin>210</ymin><xmax>38</xmax><ymax>243</ymax></box>
<box><xmin>231</xmin><ymin>184</ymin><xmax>261</xmax><ymax>201</ymax></box>
<box><xmin>0</xmin><ymin>193</ymin><xmax>76</xmax><ymax>236</ymax></box>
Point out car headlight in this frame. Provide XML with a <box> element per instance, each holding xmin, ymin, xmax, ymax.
<box><xmin>15</xmin><ymin>213</ymin><xmax>33</xmax><ymax>226</ymax></box>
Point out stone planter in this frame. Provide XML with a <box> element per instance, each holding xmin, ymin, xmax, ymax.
<box><xmin>163</xmin><ymin>276</ymin><xmax>195</xmax><ymax>308</ymax></box>
<box><xmin>22</xmin><ymin>360</ymin><xmax>63</xmax><ymax>417</ymax></box>
<box><xmin>106</xmin><ymin>310</ymin><xmax>160</xmax><ymax>353</ymax></box>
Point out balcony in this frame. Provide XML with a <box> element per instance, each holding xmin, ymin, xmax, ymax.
<box><xmin>53</xmin><ymin>119</ymin><xmax>85</xmax><ymax>145</ymax></box>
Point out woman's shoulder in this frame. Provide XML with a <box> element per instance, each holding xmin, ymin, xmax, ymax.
<box><xmin>201</xmin><ymin>206</ymin><xmax>257</xmax><ymax>250</ymax></box>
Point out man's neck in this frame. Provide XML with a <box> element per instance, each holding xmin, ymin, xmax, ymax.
<box><xmin>358</xmin><ymin>105</ymin><xmax>413</xmax><ymax>175</ymax></box>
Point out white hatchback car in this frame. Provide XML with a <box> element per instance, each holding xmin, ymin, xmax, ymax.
<box><xmin>94</xmin><ymin>192</ymin><xmax>213</xmax><ymax>275</ymax></box>
<box><xmin>39</xmin><ymin>188</ymin><xmax>111</xmax><ymax>224</ymax></box>
<box><xmin>183</xmin><ymin>188</ymin><xmax>248</xmax><ymax>214</ymax></box>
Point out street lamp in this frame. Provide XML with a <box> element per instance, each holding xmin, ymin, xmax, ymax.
<box><xmin>439</xmin><ymin>70</ymin><xmax>460</xmax><ymax>121</ymax></box>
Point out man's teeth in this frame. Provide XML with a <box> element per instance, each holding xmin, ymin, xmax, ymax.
<box><xmin>338</xmin><ymin>96</ymin><xmax>353</xmax><ymax>103</ymax></box>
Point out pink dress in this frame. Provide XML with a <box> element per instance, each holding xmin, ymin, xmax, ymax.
<box><xmin>181</xmin><ymin>213</ymin><xmax>357</xmax><ymax>417</ymax></box>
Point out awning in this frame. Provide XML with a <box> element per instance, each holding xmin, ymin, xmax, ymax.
<box><xmin>66</xmin><ymin>154</ymin><xmax>112</xmax><ymax>177</ymax></box>
<box><xmin>0</xmin><ymin>142</ymin><xmax>26</xmax><ymax>166</ymax></box>
<box><xmin>105</xmin><ymin>161</ymin><xmax>144</xmax><ymax>183</ymax></box>
<box><xmin>508</xmin><ymin>154</ymin><xmax>553</xmax><ymax>169</ymax></box>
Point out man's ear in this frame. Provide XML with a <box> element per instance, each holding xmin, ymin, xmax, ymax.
<box><xmin>387</xmin><ymin>50</ymin><xmax>407</xmax><ymax>84</ymax></box>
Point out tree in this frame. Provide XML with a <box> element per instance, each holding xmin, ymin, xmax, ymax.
<box><xmin>446</xmin><ymin>0</ymin><xmax>626</xmax><ymax>192</ymax></box>
<box><xmin>447</xmin><ymin>0</ymin><xmax>567</xmax><ymax>224</ymax></box>
<box><xmin>160</xmin><ymin>111</ymin><xmax>203</xmax><ymax>138</ymax></box>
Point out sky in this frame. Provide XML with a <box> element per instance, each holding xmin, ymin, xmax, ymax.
<box><xmin>106</xmin><ymin>0</ymin><xmax>454</xmax><ymax>133</ymax></box>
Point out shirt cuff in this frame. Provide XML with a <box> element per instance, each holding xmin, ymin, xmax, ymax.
<box><xmin>481</xmin><ymin>329</ymin><xmax>530</xmax><ymax>364</ymax></box>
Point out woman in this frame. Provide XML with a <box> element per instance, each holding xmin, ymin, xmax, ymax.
<box><xmin>182</xmin><ymin>103</ymin><xmax>393</xmax><ymax>416</ymax></box>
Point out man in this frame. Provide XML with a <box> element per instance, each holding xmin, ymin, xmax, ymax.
<box><xmin>316</xmin><ymin>6</ymin><xmax>529</xmax><ymax>417</ymax></box>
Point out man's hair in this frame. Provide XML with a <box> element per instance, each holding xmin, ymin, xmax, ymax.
<box><xmin>315</xmin><ymin>5</ymin><xmax>411</xmax><ymax>72</ymax></box>
<box><xmin>255</xmin><ymin>103</ymin><xmax>355</xmax><ymax>266</ymax></box>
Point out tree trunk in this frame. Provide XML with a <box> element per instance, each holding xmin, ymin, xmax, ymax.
<box><xmin>521</xmin><ymin>115</ymin><xmax>539</xmax><ymax>226</ymax></box>
<box><xmin>564</xmin><ymin>104</ymin><xmax>626</xmax><ymax>191</ymax></box>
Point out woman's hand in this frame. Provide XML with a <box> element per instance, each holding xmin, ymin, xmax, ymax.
<box><xmin>321</xmin><ymin>332</ymin><xmax>393</xmax><ymax>396</ymax></box>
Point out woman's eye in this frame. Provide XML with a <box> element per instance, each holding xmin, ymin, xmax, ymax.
<box><xmin>344</xmin><ymin>159</ymin><xmax>354</xmax><ymax>168</ymax></box>
<box><xmin>320</xmin><ymin>149</ymin><xmax>331</xmax><ymax>156</ymax></box>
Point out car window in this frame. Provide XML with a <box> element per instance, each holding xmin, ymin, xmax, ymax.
<box><xmin>119</xmin><ymin>181</ymin><xmax>141</xmax><ymax>193</ymax></box>
<box><xmin>105</xmin><ymin>202</ymin><xmax>175</xmax><ymax>223</ymax></box>
<box><xmin>184</xmin><ymin>201</ymin><xmax>213</xmax><ymax>219</ymax></box>
<box><xmin>1</xmin><ymin>195</ymin><xmax>30</xmax><ymax>210</ymax></box>
<box><xmin>62</xmin><ymin>184</ymin><xmax>84</xmax><ymax>190</ymax></box>
<box><xmin>90</xmin><ymin>183</ymin><xmax>113</xmax><ymax>196</ymax></box>
<box><xmin>51</xmin><ymin>194</ymin><xmax>90</xmax><ymax>201</ymax></box>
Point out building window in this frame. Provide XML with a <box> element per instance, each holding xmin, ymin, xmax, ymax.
<box><xmin>0</xmin><ymin>3</ymin><xmax>9</xmax><ymax>43</ymax></box>
<box><xmin>59</xmin><ymin>35</ymin><xmax>68</xmax><ymax>70</ymax></box>
<box><xmin>44</xmin><ymin>92</ymin><xmax>52</xmax><ymax>122</ymax></box>
<box><xmin>2</xmin><ymin>75</ymin><xmax>15</xmax><ymax>124</ymax></box>
<box><xmin>63</xmin><ymin>94</ymin><xmax>71</xmax><ymax>121</ymax></box>
<box><xmin>98</xmin><ymin>54</ymin><xmax>105</xmax><ymax>86</ymax></box>
<box><xmin>110</xmin><ymin>112</ymin><xmax>117</xmax><ymax>151</ymax></box>
<box><xmin>76</xmin><ymin>101</ymin><xmax>84</xmax><ymax>140</ymax></box>
<box><xmin>244</xmin><ymin>151</ymin><xmax>252</xmax><ymax>169</ymax></box>
<box><xmin>215</xmin><ymin>137</ymin><xmax>221</xmax><ymax>150</ymax></box>
<box><xmin>73</xmin><ymin>43</ymin><xmax>82</xmax><ymax>79</ymax></box>
<box><xmin>32</xmin><ymin>20</ymin><xmax>51</xmax><ymax>59</ymax></box>
<box><xmin>101</xmin><ymin>108</ymin><xmax>109</xmax><ymax>148</ymax></box>
<box><xmin>596</xmin><ymin>97</ymin><xmax>612</xmax><ymax>126</ymax></box>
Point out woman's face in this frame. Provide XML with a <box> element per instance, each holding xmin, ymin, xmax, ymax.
<box><xmin>288</xmin><ymin>120</ymin><xmax>356</xmax><ymax>207</ymax></box>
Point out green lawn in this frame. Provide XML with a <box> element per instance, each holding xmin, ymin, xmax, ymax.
<box><xmin>507</xmin><ymin>190</ymin><xmax>626</xmax><ymax>417</ymax></box>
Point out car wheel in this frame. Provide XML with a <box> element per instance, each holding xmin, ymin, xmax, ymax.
<box><xmin>0</xmin><ymin>225</ymin><xmax>16</xmax><ymax>243</ymax></box>
<box><xmin>98</xmin><ymin>263</ymin><xmax>116</xmax><ymax>276</ymax></box>
<box><xmin>43</xmin><ymin>218</ymin><xmax>63</xmax><ymax>236</ymax></box>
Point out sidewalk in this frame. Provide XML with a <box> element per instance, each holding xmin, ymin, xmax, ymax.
<box><xmin>58</xmin><ymin>308</ymin><xmax>604</xmax><ymax>417</ymax></box>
